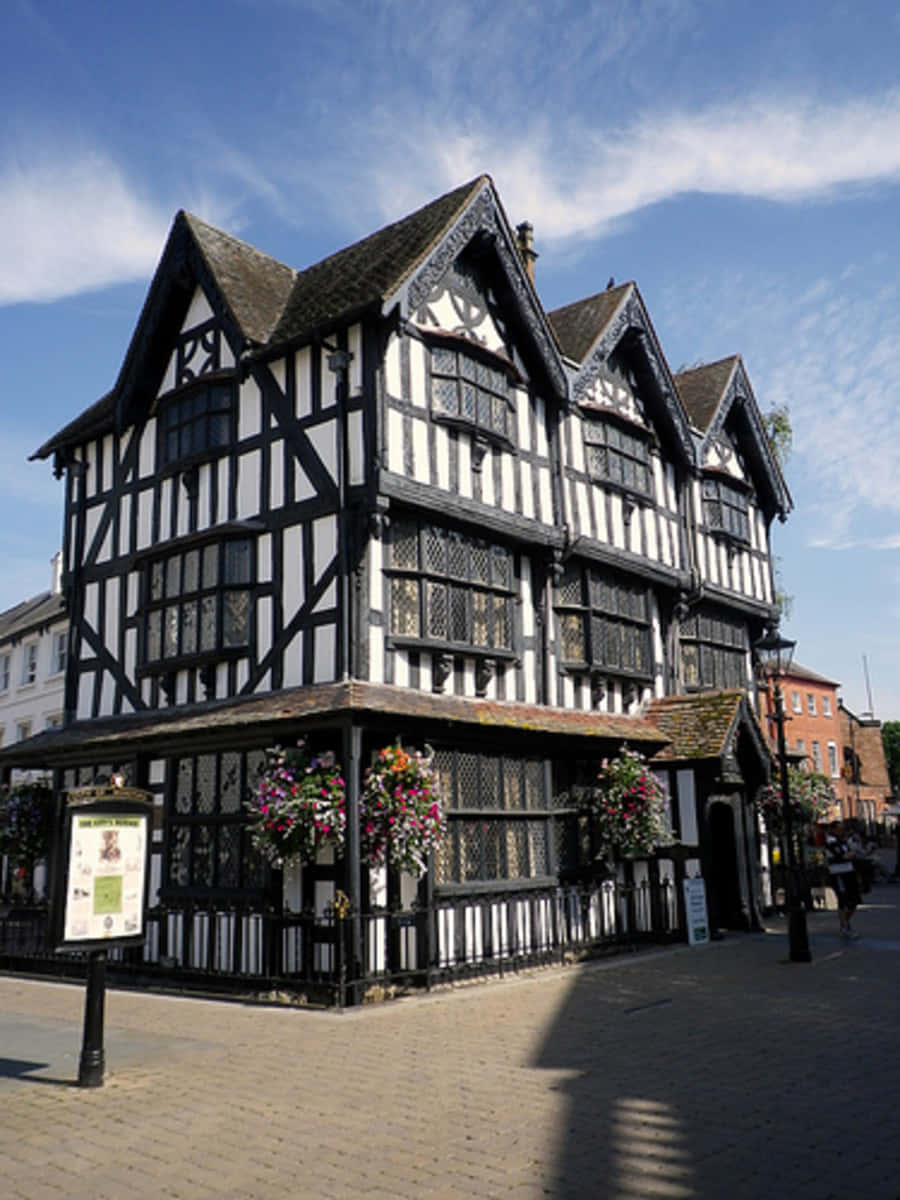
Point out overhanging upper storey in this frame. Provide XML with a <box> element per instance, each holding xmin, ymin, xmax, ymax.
<box><xmin>548</xmin><ymin>282</ymin><xmax>695</xmax><ymax>468</ymax></box>
<box><xmin>677</xmin><ymin>356</ymin><xmax>792</xmax><ymax>525</ymax></box>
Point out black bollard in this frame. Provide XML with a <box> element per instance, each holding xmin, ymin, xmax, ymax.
<box><xmin>78</xmin><ymin>949</ymin><xmax>107</xmax><ymax>1087</ymax></box>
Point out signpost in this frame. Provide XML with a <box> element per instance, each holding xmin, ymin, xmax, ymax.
<box><xmin>50</xmin><ymin>783</ymin><xmax>153</xmax><ymax>1087</ymax></box>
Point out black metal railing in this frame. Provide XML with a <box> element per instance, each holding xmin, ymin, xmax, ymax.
<box><xmin>0</xmin><ymin>866</ymin><xmax>686</xmax><ymax>1006</ymax></box>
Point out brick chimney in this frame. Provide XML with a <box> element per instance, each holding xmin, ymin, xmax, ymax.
<box><xmin>515</xmin><ymin>221</ymin><xmax>538</xmax><ymax>284</ymax></box>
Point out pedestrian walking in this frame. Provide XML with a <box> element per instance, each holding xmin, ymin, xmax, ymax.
<box><xmin>825</xmin><ymin>820</ymin><xmax>861</xmax><ymax>938</ymax></box>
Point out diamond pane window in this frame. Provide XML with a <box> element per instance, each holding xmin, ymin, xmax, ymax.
<box><xmin>159</xmin><ymin>379</ymin><xmax>236</xmax><ymax>467</ymax></box>
<box><xmin>680</xmin><ymin>603</ymin><xmax>747</xmax><ymax>692</ymax></box>
<box><xmin>430</xmin><ymin>345</ymin><xmax>512</xmax><ymax>438</ymax></box>
<box><xmin>556</xmin><ymin>564</ymin><xmax>652</xmax><ymax>678</ymax></box>
<box><xmin>583</xmin><ymin>418</ymin><xmax>652</xmax><ymax>497</ymax></box>
<box><xmin>702</xmin><ymin>477</ymin><xmax>751</xmax><ymax>542</ymax></box>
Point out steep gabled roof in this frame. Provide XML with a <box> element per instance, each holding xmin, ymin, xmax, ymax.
<box><xmin>270</xmin><ymin>177</ymin><xmax>487</xmax><ymax>344</ymax></box>
<box><xmin>676</xmin><ymin>355</ymin><xmax>792</xmax><ymax>522</ymax></box>
<box><xmin>782</xmin><ymin>661</ymin><xmax>840</xmax><ymax>688</ymax></box>
<box><xmin>184</xmin><ymin>213</ymin><xmax>296</xmax><ymax>347</ymax></box>
<box><xmin>675</xmin><ymin>357</ymin><xmax>739</xmax><ymax>433</ymax></box>
<box><xmin>547</xmin><ymin>283</ymin><xmax>633</xmax><ymax>364</ymax></box>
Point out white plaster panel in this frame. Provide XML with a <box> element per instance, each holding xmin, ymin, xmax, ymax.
<box><xmin>282</xmin><ymin>525</ymin><xmax>303</xmax><ymax>620</ymax></box>
<box><xmin>696</xmin><ymin>531</ymin><xmax>706</xmax><ymax>581</ymax></box>
<box><xmin>394</xmin><ymin>650</ymin><xmax>409</xmax><ymax>688</ymax></box>
<box><xmin>412</xmin><ymin>416</ymin><xmax>429</xmax><ymax>484</ymax></box>
<box><xmin>419</xmin><ymin>655</ymin><xmax>433</xmax><ymax>693</ymax></box>
<box><xmin>217</xmin><ymin>457</ymin><xmax>229</xmax><ymax>524</ymax></box>
<box><xmin>118</xmin><ymin>493</ymin><xmax>131</xmax><ymax>558</ymax></box>
<box><xmin>270</xmin><ymin>441</ymin><xmax>284</xmax><ymax>511</ymax></box>
<box><xmin>124</xmin><ymin>628</ymin><xmax>137</xmax><ymax>683</ymax></box>
<box><xmin>84</xmin><ymin>506</ymin><xmax>101</xmax><ymax>556</ymax></box>
<box><xmin>295</xmin><ymin>348</ymin><xmax>312</xmax><ymax>418</ymax></box>
<box><xmin>137</xmin><ymin>490</ymin><xmax>152</xmax><ymax>551</ymax></box>
<box><xmin>368</xmin><ymin>621</ymin><xmax>384</xmax><ymax>684</ymax></box>
<box><xmin>481</xmin><ymin>449</ymin><xmax>495</xmax><ymax>507</ymax></box>
<box><xmin>522</xmin><ymin>650</ymin><xmax>537</xmax><ymax>703</ymax></box>
<box><xmin>282</xmin><ymin>632</ymin><xmax>303</xmax><ymax>688</ymax></box>
<box><xmin>520</xmin><ymin>462</ymin><xmax>534</xmax><ymax>519</ymax></box>
<box><xmin>610</xmin><ymin>493</ymin><xmax>624</xmax><ymax>548</ymax></box>
<box><xmin>102</xmin><ymin>435</ymin><xmax>114</xmax><ymax>493</ymax></box>
<box><xmin>629</xmin><ymin>510</ymin><xmax>641</xmax><ymax>555</ymax></box>
<box><xmin>158</xmin><ymin>477</ymin><xmax>172</xmax><ymax>543</ymax></box>
<box><xmin>533</xmin><ymin>397</ymin><xmax>548</xmax><ymax>459</ymax></box>
<box><xmin>257</xmin><ymin>596</ymin><xmax>273</xmax><ymax>667</ymax></box>
<box><xmin>593</xmin><ymin>488</ymin><xmax>608</xmax><ymax>544</ymax></box>
<box><xmin>520</xmin><ymin>560</ymin><xmax>534</xmax><ymax>638</ymax></box>
<box><xmin>141</xmin><ymin>678</ymin><xmax>152</xmax><ymax>707</ymax></box>
<box><xmin>84</xmin><ymin>443</ymin><xmax>97</xmax><ymax>497</ymax></box>
<box><xmin>457</xmin><ymin>436</ymin><xmax>472</xmax><ymax>499</ymax></box>
<box><xmin>677</xmin><ymin>770</ymin><xmax>699</xmax><ymax>845</ymax></box>
<box><xmin>348</xmin><ymin>410</ymin><xmax>364</xmax><ymax>486</ymax></box>
<box><xmin>77</xmin><ymin>673</ymin><xmax>94</xmax><ymax>720</ymax></box>
<box><xmin>295</xmin><ymin>459</ymin><xmax>315</xmax><ymax>503</ymax></box>
<box><xmin>239</xmin><ymin>379</ymin><xmax>262</xmax><ymax>441</ymax></box>
<box><xmin>217</xmin><ymin>663</ymin><xmax>229</xmax><ymax>697</ymax></box>
<box><xmin>436</xmin><ymin>426</ymin><xmax>451</xmax><ymax>491</ymax></box>
<box><xmin>126</xmin><ymin>572</ymin><xmax>138</xmax><ymax>617</ymax></box>
<box><xmin>159</xmin><ymin>352</ymin><xmax>176</xmax><ymax>397</ymax></box>
<box><xmin>175</xmin><ymin>671</ymin><xmax>188</xmax><ymax>706</ymax></box>
<box><xmin>369</xmin><ymin>535</ymin><xmax>383</xmax><ymax>612</ymax></box>
<box><xmin>104</xmin><ymin>577</ymin><xmax>119</xmax><ymax>657</ymax></box>
<box><xmin>644</xmin><ymin>508</ymin><xmax>658</xmax><ymax>561</ymax></box>
<box><xmin>97</xmin><ymin>524</ymin><xmax>113</xmax><ymax>565</ymax></box>
<box><xmin>235</xmin><ymin>659</ymin><xmax>249</xmax><ymax>694</ymax></box>
<box><xmin>149</xmin><ymin>760</ymin><xmax>166</xmax><ymax>785</ymax></box>
<box><xmin>313</xmin><ymin>515</ymin><xmax>337</xmax><ymax>583</ymax></box>
<box><xmin>409</xmin><ymin>339</ymin><xmax>427</xmax><ymax>407</ymax></box>
<box><xmin>175</xmin><ymin>482</ymin><xmax>190</xmax><ymax>537</ymax></box>
<box><xmin>576</xmin><ymin>481</ymin><xmax>590</xmax><ymax>537</ymax></box>
<box><xmin>652</xmin><ymin>457</ymin><xmax>665</xmax><ymax>509</ymax></box>
<box><xmin>666</xmin><ymin>465</ymin><xmax>677</xmax><ymax>514</ymax></box>
<box><xmin>538</xmin><ymin>468</ymin><xmax>552</xmax><ymax>525</ymax></box>
<box><xmin>562</xmin><ymin>675</ymin><xmax>575</xmax><ymax>710</ymax></box>
<box><xmin>385</xmin><ymin>336</ymin><xmax>402</xmax><ymax>399</ymax></box>
<box><xmin>516</xmin><ymin>390</ymin><xmax>530</xmax><ymax>452</ymax></box>
<box><xmin>461</xmin><ymin>658</ymin><xmax>475</xmax><ymax>697</ymax></box>
<box><xmin>259</xmin><ymin>534</ymin><xmax>272</xmax><ymax>586</ymax></box>
<box><xmin>387</xmin><ymin>408</ymin><xmax>404</xmax><ymax>474</ymax></box>
<box><xmin>185</xmin><ymin>288</ymin><xmax>214</xmax><ymax>328</ymax></box>
<box><xmin>269</xmin><ymin>357</ymin><xmax>286</xmax><ymax>394</ymax></box>
<box><xmin>570</xmin><ymin>415</ymin><xmax>585</xmax><ymax>474</ymax></box>
<box><xmin>500</xmin><ymin>453</ymin><xmax>515</xmax><ymax>513</ymax></box>
<box><xmin>751</xmin><ymin>556</ymin><xmax>762</xmax><ymax>600</ymax></box>
<box><xmin>348</xmin><ymin>324</ymin><xmax>362</xmax><ymax>394</ymax></box>
<box><xmin>237</xmin><ymin>450</ymin><xmax>260</xmax><ymax>519</ymax></box>
<box><xmin>84</xmin><ymin>581</ymin><xmax>99</xmax><ymax>633</ymax></box>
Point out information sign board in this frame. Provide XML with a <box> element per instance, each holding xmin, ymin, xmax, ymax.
<box><xmin>51</xmin><ymin>790</ymin><xmax>153</xmax><ymax>952</ymax></box>
<box><xmin>683</xmin><ymin>877</ymin><xmax>710</xmax><ymax>946</ymax></box>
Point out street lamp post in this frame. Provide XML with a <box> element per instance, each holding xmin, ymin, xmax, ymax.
<box><xmin>755</xmin><ymin>631</ymin><xmax>812</xmax><ymax>964</ymax></box>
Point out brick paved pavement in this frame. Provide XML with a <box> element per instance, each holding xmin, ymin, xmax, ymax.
<box><xmin>3</xmin><ymin>879</ymin><xmax>900</xmax><ymax>1200</ymax></box>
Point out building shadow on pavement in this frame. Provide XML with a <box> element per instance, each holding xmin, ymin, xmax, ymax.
<box><xmin>531</xmin><ymin>899</ymin><xmax>900</xmax><ymax>1200</ymax></box>
<box><xmin>0</xmin><ymin>1056</ymin><xmax>78</xmax><ymax>1086</ymax></box>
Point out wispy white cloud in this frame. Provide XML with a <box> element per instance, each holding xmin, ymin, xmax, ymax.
<box><xmin>347</xmin><ymin>90</ymin><xmax>900</xmax><ymax>240</ymax></box>
<box><xmin>0</xmin><ymin>151</ymin><xmax>169</xmax><ymax>305</ymax></box>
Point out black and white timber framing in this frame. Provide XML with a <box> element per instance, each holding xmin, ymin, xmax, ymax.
<box><xmin>4</xmin><ymin>175</ymin><xmax>793</xmax><ymax>976</ymax></box>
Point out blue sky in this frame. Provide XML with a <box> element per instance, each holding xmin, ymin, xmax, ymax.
<box><xmin>3</xmin><ymin>0</ymin><xmax>900</xmax><ymax>718</ymax></box>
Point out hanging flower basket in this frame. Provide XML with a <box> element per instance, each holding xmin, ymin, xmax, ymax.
<box><xmin>591</xmin><ymin>746</ymin><xmax>671</xmax><ymax>860</ymax></box>
<box><xmin>361</xmin><ymin>744</ymin><xmax>445</xmax><ymax>874</ymax></box>
<box><xmin>246</xmin><ymin>742</ymin><xmax>346</xmax><ymax>866</ymax></box>
<box><xmin>755</xmin><ymin>768</ymin><xmax>836</xmax><ymax>835</ymax></box>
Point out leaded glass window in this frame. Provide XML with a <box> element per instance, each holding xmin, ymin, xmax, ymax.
<box><xmin>432</xmin><ymin>748</ymin><xmax>552</xmax><ymax>885</ymax></box>
<box><xmin>159</xmin><ymin>379</ymin><xmax>235</xmax><ymax>467</ymax></box>
<box><xmin>583</xmin><ymin>418</ymin><xmax>651</xmax><ymax>496</ymax></box>
<box><xmin>430</xmin><ymin>345</ymin><xmax>513</xmax><ymax>439</ymax></box>
<box><xmin>555</xmin><ymin>564</ymin><xmax>652</xmax><ymax>678</ymax></box>
<box><xmin>144</xmin><ymin>538</ymin><xmax>254</xmax><ymax>666</ymax></box>
<box><xmin>702</xmin><ymin>477</ymin><xmax>751</xmax><ymax>542</ymax></box>
<box><xmin>388</xmin><ymin>519</ymin><xmax>514</xmax><ymax>653</ymax></box>
<box><xmin>680</xmin><ymin>605</ymin><xmax>748</xmax><ymax>691</ymax></box>
<box><xmin>165</xmin><ymin>750</ymin><xmax>266</xmax><ymax>892</ymax></box>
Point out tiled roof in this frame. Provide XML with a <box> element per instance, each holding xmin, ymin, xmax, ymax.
<box><xmin>780</xmin><ymin>661</ymin><xmax>840</xmax><ymax>688</ymax></box>
<box><xmin>0</xmin><ymin>590</ymin><xmax>66</xmax><ymax>645</ymax></box>
<box><xmin>185</xmin><ymin>213</ymin><xmax>297</xmax><ymax>347</ymax></box>
<box><xmin>675</xmin><ymin>357</ymin><xmax>738</xmax><ymax>432</ymax></box>
<box><xmin>547</xmin><ymin>284</ymin><xmax>633</xmax><ymax>363</ymax></box>
<box><xmin>0</xmin><ymin>681</ymin><xmax>669</xmax><ymax>766</ymax></box>
<box><xmin>268</xmin><ymin>177</ymin><xmax>487</xmax><ymax>344</ymax></box>
<box><xmin>647</xmin><ymin>690</ymin><xmax>747</xmax><ymax>762</ymax></box>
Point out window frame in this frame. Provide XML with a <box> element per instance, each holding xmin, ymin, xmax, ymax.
<box><xmin>827</xmin><ymin>741</ymin><xmax>839</xmax><ymax>778</ymax></box>
<box><xmin>157</xmin><ymin>375</ymin><xmax>236</xmax><ymax>471</ymax></box>
<box><xmin>702</xmin><ymin>475</ymin><xmax>751</xmax><ymax>544</ymax></box>
<box><xmin>0</xmin><ymin>653</ymin><xmax>9</xmax><ymax>692</ymax></box>
<box><xmin>428</xmin><ymin>340</ymin><xmax>515</xmax><ymax>446</ymax></box>
<box><xmin>386</xmin><ymin>518</ymin><xmax>516</xmax><ymax>658</ymax></box>
<box><xmin>50</xmin><ymin>631</ymin><xmax>67</xmax><ymax>676</ymax></box>
<box><xmin>556</xmin><ymin>563</ymin><xmax>653</xmax><ymax>680</ymax></box>
<box><xmin>140</xmin><ymin>535</ymin><xmax>255</xmax><ymax>673</ymax></box>
<box><xmin>811</xmin><ymin>741</ymin><xmax>823</xmax><ymax>772</ymax></box>
<box><xmin>807</xmin><ymin>692</ymin><xmax>816</xmax><ymax>716</ymax></box>
<box><xmin>791</xmin><ymin>690</ymin><xmax>802</xmax><ymax>714</ymax></box>
<box><xmin>21</xmin><ymin>643</ymin><xmax>38</xmax><ymax>686</ymax></box>
<box><xmin>822</xmin><ymin>695</ymin><xmax>833</xmax><ymax>718</ymax></box>
<box><xmin>582</xmin><ymin>414</ymin><xmax>653</xmax><ymax>499</ymax></box>
<box><xmin>679</xmin><ymin>605</ymin><xmax>748</xmax><ymax>692</ymax></box>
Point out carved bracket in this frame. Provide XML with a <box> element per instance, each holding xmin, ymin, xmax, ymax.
<box><xmin>432</xmin><ymin>652</ymin><xmax>453</xmax><ymax>694</ymax></box>
<box><xmin>590</xmin><ymin>671</ymin><xmax>606</xmax><ymax>709</ymax></box>
<box><xmin>475</xmin><ymin>658</ymin><xmax>495</xmax><ymax>698</ymax></box>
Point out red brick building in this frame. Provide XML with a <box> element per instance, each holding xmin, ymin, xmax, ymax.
<box><xmin>758</xmin><ymin>662</ymin><xmax>842</xmax><ymax>799</ymax></box>
<box><xmin>838</xmin><ymin>703</ymin><xmax>893</xmax><ymax>826</ymax></box>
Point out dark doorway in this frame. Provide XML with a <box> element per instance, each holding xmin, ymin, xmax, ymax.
<box><xmin>709</xmin><ymin>801</ymin><xmax>745</xmax><ymax>930</ymax></box>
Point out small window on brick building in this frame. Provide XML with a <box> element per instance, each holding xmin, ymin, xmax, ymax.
<box><xmin>807</xmin><ymin>693</ymin><xmax>816</xmax><ymax>716</ymax></box>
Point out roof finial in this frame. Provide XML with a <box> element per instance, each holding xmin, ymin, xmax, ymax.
<box><xmin>515</xmin><ymin>221</ymin><xmax>538</xmax><ymax>285</ymax></box>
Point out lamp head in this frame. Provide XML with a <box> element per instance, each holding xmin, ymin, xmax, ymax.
<box><xmin>754</xmin><ymin>629</ymin><xmax>796</xmax><ymax>678</ymax></box>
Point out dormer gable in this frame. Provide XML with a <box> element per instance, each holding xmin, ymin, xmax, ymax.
<box><xmin>548</xmin><ymin>282</ymin><xmax>694</xmax><ymax>467</ymax></box>
<box><xmin>677</xmin><ymin>356</ymin><xmax>791</xmax><ymax>524</ymax></box>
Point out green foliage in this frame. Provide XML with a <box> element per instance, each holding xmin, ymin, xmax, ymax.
<box><xmin>881</xmin><ymin>721</ymin><xmax>900</xmax><ymax>794</ymax></box>
<box><xmin>756</xmin><ymin>768</ymin><xmax>836</xmax><ymax>834</ymax></box>
<box><xmin>763</xmin><ymin>404</ymin><xmax>792</xmax><ymax>469</ymax></box>
<box><xmin>0</xmin><ymin>781</ymin><xmax>55</xmax><ymax>870</ymax></box>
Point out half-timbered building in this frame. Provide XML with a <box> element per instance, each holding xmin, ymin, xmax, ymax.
<box><xmin>3</xmin><ymin>176</ymin><xmax>791</xmax><ymax>990</ymax></box>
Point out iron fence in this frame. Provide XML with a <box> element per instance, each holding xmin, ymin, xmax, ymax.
<box><xmin>0</xmin><ymin>865</ymin><xmax>686</xmax><ymax>1006</ymax></box>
